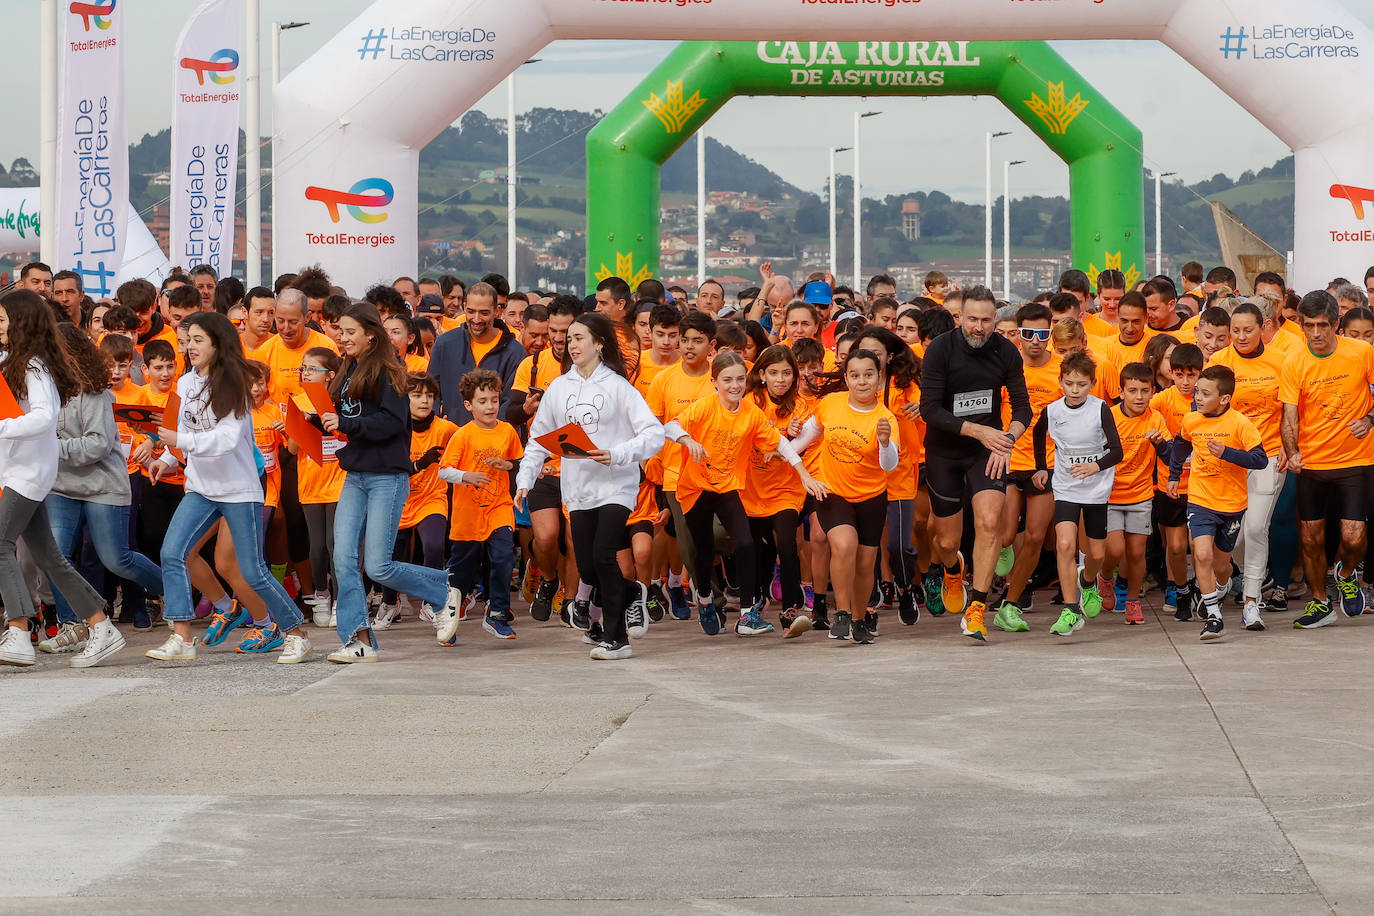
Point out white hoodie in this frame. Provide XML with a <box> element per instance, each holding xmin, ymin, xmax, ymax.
<box><xmin>158</xmin><ymin>371</ymin><xmax>263</xmax><ymax>504</ymax></box>
<box><xmin>516</xmin><ymin>362</ymin><xmax>665</xmax><ymax>512</ymax></box>
<box><xmin>0</xmin><ymin>357</ymin><xmax>61</xmax><ymax>501</ymax></box>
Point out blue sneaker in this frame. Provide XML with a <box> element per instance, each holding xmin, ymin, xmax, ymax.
<box><xmin>482</xmin><ymin>615</ymin><xmax>516</xmax><ymax>640</ymax></box>
<box><xmin>1114</xmin><ymin>575</ymin><xmax>1129</xmax><ymax>610</ymax></box>
<box><xmin>202</xmin><ymin>603</ymin><xmax>250</xmax><ymax>648</ymax></box>
<box><xmin>698</xmin><ymin>601</ymin><xmax>721</xmax><ymax>636</ymax></box>
<box><xmin>668</xmin><ymin>585</ymin><xmax>691</xmax><ymax>620</ymax></box>
<box><xmin>1163</xmin><ymin>584</ymin><xmax>1178</xmax><ymax>615</ymax></box>
<box><xmin>1335</xmin><ymin>565</ymin><xmax>1366</xmax><ymax>617</ymax></box>
<box><xmin>236</xmin><ymin>623</ymin><xmax>284</xmax><ymax>653</ymax></box>
<box><xmin>802</xmin><ymin>584</ymin><xmax>815</xmax><ymax>610</ymax></box>
<box><xmin>735</xmin><ymin>610</ymin><xmax>775</xmax><ymax>636</ymax></box>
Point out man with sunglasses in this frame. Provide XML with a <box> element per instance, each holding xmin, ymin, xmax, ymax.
<box><xmin>992</xmin><ymin>302</ymin><xmax>1061</xmax><ymax>633</ymax></box>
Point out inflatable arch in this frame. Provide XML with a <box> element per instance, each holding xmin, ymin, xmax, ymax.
<box><xmin>274</xmin><ymin>0</ymin><xmax>1374</xmax><ymax>294</ymax></box>
<box><xmin>585</xmin><ymin>40</ymin><xmax>1143</xmax><ymax>292</ymax></box>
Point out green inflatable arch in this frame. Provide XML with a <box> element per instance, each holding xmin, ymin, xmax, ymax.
<box><xmin>586</xmin><ymin>41</ymin><xmax>1144</xmax><ymax>293</ymax></box>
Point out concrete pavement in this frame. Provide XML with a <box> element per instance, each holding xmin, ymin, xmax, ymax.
<box><xmin>2</xmin><ymin>593</ymin><xmax>1370</xmax><ymax>913</ymax></box>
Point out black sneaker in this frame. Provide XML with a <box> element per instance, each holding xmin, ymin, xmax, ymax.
<box><xmin>581</xmin><ymin>620</ymin><xmax>604</xmax><ymax>645</ymax></box>
<box><xmin>866</xmin><ymin>611</ymin><xmax>879</xmax><ymax>638</ymax></box>
<box><xmin>811</xmin><ymin>594</ymin><xmax>831</xmax><ymax>631</ymax></box>
<box><xmin>531</xmin><ymin>579</ymin><xmax>558</xmax><ymax>621</ymax></box>
<box><xmin>626</xmin><ymin>592</ymin><xmax>647</xmax><ymax>639</ymax></box>
<box><xmin>829</xmin><ymin>610</ymin><xmax>852</xmax><ymax>640</ymax></box>
<box><xmin>646</xmin><ymin>583</ymin><xmax>668</xmax><ymax>622</ymax></box>
<box><xmin>569</xmin><ymin>598</ymin><xmax>591</xmax><ymax>632</ymax></box>
<box><xmin>1200</xmin><ymin>616</ymin><xmax>1224</xmax><ymax>641</ymax></box>
<box><xmin>1174</xmin><ymin>587</ymin><xmax>1194</xmax><ymax>622</ymax></box>
<box><xmin>851</xmin><ymin>618</ymin><xmax>874</xmax><ymax>644</ymax></box>
<box><xmin>879</xmin><ymin>581</ymin><xmax>896</xmax><ymax>609</ymax></box>
<box><xmin>1189</xmin><ymin>583</ymin><xmax>1207</xmax><ymax>621</ymax></box>
<box><xmin>898</xmin><ymin>587</ymin><xmax>918</xmax><ymax>626</ymax></box>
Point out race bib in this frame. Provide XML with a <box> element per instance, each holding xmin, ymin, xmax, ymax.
<box><xmin>120</xmin><ymin>433</ymin><xmax>133</xmax><ymax>460</ymax></box>
<box><xmin>1060</xmin><ymin>445</ymin><xmax>1104</xmax><ymax>466</ymax></box>
<box><xmin>262</xmin><ymin>447</ymin><xmax>279</xmax><ymax>473</ymax></box>
<box><xmin>322</xmin><ymin>437</ymin><xmax>342</xmax><ymax>462</ymax></box>
<box><xmin>952</xmin><ymin>389</ymin><xmax>993</xmax><ymax>418</ymax></box>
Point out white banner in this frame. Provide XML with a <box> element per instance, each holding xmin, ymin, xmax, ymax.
<box><xmin>0</xmin><ymin>188</ymin><xmax>169</xmax><ymax>285</ymax></box>
<box><xmin>171</xmin><ymin>0</ymin><xmax>244</xmax><ymax>278</ymax></box>
<box><xmin>55</xmin><ymin>0</ymin><xmax>128</xmax><ymax>300</ymax></box>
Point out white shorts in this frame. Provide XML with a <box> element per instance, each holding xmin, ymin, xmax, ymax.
<box><xmin>1108</xmin><ymin>499</ymin><xmax>1152</xmax><ymax>536</ymax></box>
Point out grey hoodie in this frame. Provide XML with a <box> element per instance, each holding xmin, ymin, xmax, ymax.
<box><xmin>52</xmin><ymin>390</ymin><xmax>131</xmax><ymax>506</ymax></box>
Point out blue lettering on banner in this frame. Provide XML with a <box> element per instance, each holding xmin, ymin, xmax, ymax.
<box><xmin>69</xmin><ymin>95</ymin><xmax>118</xmax><ymax>297</ymax></box>
<box><xmin>1219</xmin><ymin>23</ymin><xmax>1361</xmax><ymax>61</ymax></box>
<box><xmin>181</xmin><ymin>143</ymin><xmax>233</xmax><ymax>274</ymax></box>
<box><xmin>357</xmin><ymin>25</ymin><xmax>497</xmax><ymax>63</ymax></box>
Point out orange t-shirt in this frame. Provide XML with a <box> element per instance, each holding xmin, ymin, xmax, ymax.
<box><xmin>401</xmin><ymin>417</ymin><xmax>459</xmax><ymax>529</ymax></box>
<box><xmin>1102</xmin><ymin>329</ymin><xmax>1155</xmax><ymax>368</ymax></box>
<box><xmin>405</xmin><ymin>352</ymin><xmax>430</xmax><ymax>374</ymax></box>
<box><xmin>441</xmin><ymin>420</ymin><xmax>524</xmax><ymax>542</ymax></box>
<box><xmin>1279</xmin><ymin>337</ymin><xmax>1374</xmax><ymax>471</ymax></box>
<box><xmin>628</xmin><ymin>475</ymin><xmax>659</xmax><ymax>528</ymax></box>
<box><xmin>742</xmin><ymin>394</ymin><xmax>812</xmax><ymax>517</ymax></box>
<box><xmin>1110</xmin><ymin>405</ymin><xmax>1169</xmax><ymax>505</ymax></box>
<box><xmin>512</xmin><ymin>348</ymin><xmax>564</xmax><ymax>477</ymax></box>
<box><xmin>251</xmin><ymin>402</ymin><xmax>285</xmax><ymax>509</ymax></box>
<box><xmin>1180</xmin><ymin>408</ymin><xmax>1263</xmax><ymax>513</ymax></box>
<box><xmin>296</xmin><ymin>392</ymin><xmax>346</xmax><ymax>504</ymax></box>
<box><xmin>260</xmin><ymin>330</ymin><xmax>338</xmax><ymax>414</ymax></box>
<box><xmin>1082</xmin><ymin>313</ymin><xmax>1116</xmax><ymax>338</ymax></box>
<box><xmin>808</xmin><ymin>393</ymin><xmax>897</xmax><ymax>502</ymax></box>
<box><xmin>1154</xmin><ymin>319</ymin><xmax>1197</xmax><ymax>346</ymax></box>
<box><xmin>110</xmin><ymin>377</ymin><xmax>144</xmax><ymax>475</ymax></box>
<box><xmin>646</xmin><ymin>362</ymin><xmax>714</xmax><ymax>492</ymax></box>
<box><xmin>673</xmin><ymin>395</ymin><xmax>781</xmax><ymax>514</ymax></box>
<box><xmin>139</xmin><ymin>384</ymin><xmax>184</xmax><ymax>487</ymax></box>
<box><xmin>887</xmin><ymin>382</ymin><xmax>923</xmax><ymax>500</ymax></box>
<box><xmin>1084</xmin><ymin>336</ymin><xmax>1122</xmax><ymax>402</ymax></box>
<box><xmin>616</xmin><ymin>325</ymin><xmax>641</xmax><ymax>378</ymax></box>
<box><xmin>470</xmin><ymin>333</ymin><xmax>500</xmax><ymax>368</ymax></box>
<box><xmin>634</xmin><ymin>350</ymin><xmax>679</xmax><ymax>398</ymax></box>
<box><xmin>1208</xmin><ymin>345</ymin><xmax>1284</xmax><ymax>457</ymax></box>
<box><xmin>1007</xmin><ymin>355</ymin><xmax>1062</xmax><ymax>472</ymax></box>
<box><xmin>1151</xmin><ymin>386</ymin><xmax>1194</xmax><ymax>496</ymax></box>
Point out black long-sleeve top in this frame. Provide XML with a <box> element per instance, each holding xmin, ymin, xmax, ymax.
<box><xmin>334</xmin><ymin>365</ymin><xmax>412</xmax><ymax>475</ymax></box>
<box><xmin>919</xmin><ymin>328</ymin><xmax>1032</xmax><ymax>458</ymax></box>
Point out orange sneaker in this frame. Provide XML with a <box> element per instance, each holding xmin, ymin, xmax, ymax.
<box><xmin>1098</xmin><ymin>573</ymin><xmax>1116</xmax><ymax>612</ymax></box>
<box><xmin>941</xmin><ymin>553</ymin><xmax>966</xmax><ymax>615</ymax></box>
<box><xmin>1124</xmin><ymin>600</ymin><xmax>1144</xmax><ymax>625</ymax></box>
<box><xmin>962</xmin><ymin>600</ymin><xmax>988</xmax><ymax>643</ymax></box>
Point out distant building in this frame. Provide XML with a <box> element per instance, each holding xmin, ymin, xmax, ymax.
<box><xmin>901</xmin><ymin>199</ymin><xmax>922</xmax><ymax>242</ymax></box>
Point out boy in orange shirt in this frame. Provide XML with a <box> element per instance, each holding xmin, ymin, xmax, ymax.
<box><xmin>438</xmin><ymin>369</ymin><xmax>524</xmax><ymax>642</ymax></box>
<box><xmin>1151</xmin><ymin>342</ymin><xmax>1203</xmax><ymax>620</ymax></box>
<box><xmin>1168</xmin><ymin>365</ymin><xmax>1267</xmax><ymax>640</ymax></box>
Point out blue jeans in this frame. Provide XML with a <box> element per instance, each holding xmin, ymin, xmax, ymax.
<box><xmin>46</xmin><ymin>495</ymin><xmax>163</xmax><ymax>625</ymax></box>
<box><xmin>334</xmin><ymin>471</ymin><xmax>448</xmax><ymax>643</ymax></box>
<box><xmin>161</xmin><ymin>492</ymin><xmax>303</xmax><ymax>631</ymax></box>
<box><xmin>448</xmin><ymin>528</ymin><xmax>515</xmax><ymax>618</ymax></box>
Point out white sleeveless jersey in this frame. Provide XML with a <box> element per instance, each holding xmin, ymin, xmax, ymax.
<box><xmin>1045</xmin><ymin>396</ymin><xmax>1116</xmax><ymax>505</ymax></box>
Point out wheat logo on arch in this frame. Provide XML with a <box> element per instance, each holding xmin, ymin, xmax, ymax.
<box><xmin>643</xmin><ymin>80</ymin><xmax>707</xmax><ymax>135</ymax></box>
<box><xmin>1026</xmin><ymin>81</ymin><xmax>1089</xmax><ymax>135</ymax></box>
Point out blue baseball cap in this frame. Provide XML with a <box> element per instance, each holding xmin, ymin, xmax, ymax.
<box><xmin>802</xmin><ymin>281</ymin><xmax>832</xmax><ymax>305</ymax></box>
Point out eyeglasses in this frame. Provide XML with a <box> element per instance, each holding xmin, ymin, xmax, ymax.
<box><xmin>1019</xmin><ymin>328</ymin><xmax>1052</xmax><ymax>342</ymax></box>
<box><xmin>300</xmin><ymin>366</ymin><xmax>328</xmax><ymax>377</ymax></box>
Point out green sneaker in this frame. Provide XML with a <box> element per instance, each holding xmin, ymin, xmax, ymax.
<box><xmin>1080</xmin><ymin>581</ymin><xmax>1103</xmax><ymax>619</ymax></box>
<box><xmin>1050</xmin><ymin>608</ymin><xmax>1084</xmax><ymax>637</ymax></box>
<box><xmin>992</xmin><ymin>600</ymin><xmax>1030</xmax><ymax>632</ymax></box>
<box><xmin>995</xmin><ymin>546</ymin><xmax>1015</xmax><ymax>578</ymax></box>
<box><xmin>924</xmin><ymin>574</ymin><xmax>945</xmax><ymax>616</ymax></box>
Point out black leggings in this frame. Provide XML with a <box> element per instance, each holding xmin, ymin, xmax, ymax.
<box><xmin>750</xmin><ymin>508</ymin><xmax>802</xmax><ymax>610</ymax></box>
<box><xmin>382</xmin><ymin>514</ymin><xmax>447</xmax><ymax>604</ymax></box>
<box><xmin>570</xmin><ymin>505</ymin><xmax>632</xmax><ymax>645</ymax></box>
<box><xmin>684</xmin><ymin>490</ymin><xmax>755</xmax><ymax>608</ymax></box>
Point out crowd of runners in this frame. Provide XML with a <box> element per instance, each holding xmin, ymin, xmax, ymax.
<box><xmin>0</xmin><ymin>255</ymin><xmax>1371</xmax><ymax>668</ymax></box>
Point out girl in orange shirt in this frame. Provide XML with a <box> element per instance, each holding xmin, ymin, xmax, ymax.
<box><xmin>666</xmin><ymin>351</ymin><xmax>821</xmax><ymax>637</ymax></box>
<box><xmin>789</xmin><ymin>348</ymin><xmax>899</xmax><ymax>644</ymax></box>
<box><xmin>294</xmin><ymin>348</ymin><xmax>347</xmax><ymax>626</ymax></box>
<box><xmin>385</xmin><ymin>314</ymin><xmax>429</xmax><ymax>374</ymax></box>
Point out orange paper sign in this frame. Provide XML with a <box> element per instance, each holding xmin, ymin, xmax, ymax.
<box><xmin>300</xmin><ymin>380</ymin><xmax>334</xmax><ymax>417</ymax></box>
<box><xmin>285</xmin><ymin>399</ymin><xmax>324</xmax><ymax>465</ymax></box>
<box><xmin>113</xmin><ymin>404</ymin><xmax>164</xmax><ymax>434</ymax></box>
<box><xmin>0</xmin><ymin>373</ymin><xmax>24</xmax><ymax>421</ymax></box>
<box><xmin>535</xmin><ymin>422</ymin><xmax>599</xmax><ymax>459</ymax></box>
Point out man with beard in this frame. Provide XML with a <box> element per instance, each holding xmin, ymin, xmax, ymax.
<box><xmin>920</xmin><ymin>286</ymin><xmax>1032</xmax><ymax>643</ymax></box>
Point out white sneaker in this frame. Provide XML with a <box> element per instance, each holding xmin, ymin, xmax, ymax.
<box><xmin>626</xmin><ymin>581</ymin><xmax>650</xmax><ymax>639</ymax></box>
<box><xmin>146</xmin><ymin>633</ymin><xmax>197</xmax><ymax>661</ymax></box>
<box><xmin>38</xmin><ymin>621</ymin><xmax>89</xmax><ymax>654</ymax></box>
<box><xmin>1242</xmin><ymin>600</ymin><xmax>1266</xmax><ymax>631</ymax></box>
<box><xmin>435</xmin><ymin>587</ymin><xmax>463</xmax><ymax>645</ymax></box>
<box><xmin>327</xmin><ymin>637</ymin><xmax>378</xmax><ymax>664</ymax></box>
<box><xmin>277</xmin><ymin>633</ymin><xmax>312</xmax><ymax>665</ymax></box>
<box><xmin>419</xmin><ymin>602</ymin><xmax>438</xmax><ymax>627</ymax></box>
<box><xmin>589</xmin><ymin>641</ymin><xmax>633</xmax><ymax>661</ymax></box>
<box><xmin>306</xmin><ymin>594</ymin><xmax>332</xmax><ymax>628</ymax></box>
<box><xmin>0</xmin><ymin>625</ymin><xmax>36</xmax><ymax>667</ymax></box>
<box><xmin>373</xmin><ymin>604</ymin><xmax>400</xmax><ymax>630</ymax></box>
<box><xmin>71</xmin><ymin>621</ymin><xmax>125</xmax><ymax>669</ymax></box>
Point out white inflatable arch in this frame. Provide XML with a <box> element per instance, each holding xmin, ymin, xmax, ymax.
<box><xmin>275</xmin><ymin>0</ymin><xmax>1374</xmax><ymax>294</ymax></box>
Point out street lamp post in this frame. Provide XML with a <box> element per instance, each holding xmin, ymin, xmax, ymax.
<box><xmin>1004</xmin><ymin>159</ymin><xmax>1025</xmax><ymax>301</ymax></box>
<box><xmin>853</xmin><ymin>111</ymin><xmax>881</xmax><ymax>291</ymax></box>
<box><xmin>985</xmin><ymin>131</ymin><xmax>1010</xmax><ymax>288</ymax></box>
<box><xmin>829</xmin><ymin>145</ymin><xmax>851</xmax><ymax>280</ymax></box>
<box><xmin>508</xmin><ymin>59</ymin><xmax>540</xmax><ymax>288</ymax></box>
<box><xmin>268</xmin><ymin>20</ymin><xmax>308</xmax><ymax>283</ymax></box>
<box><xmin>1154</xmin><ymin>169</ymin><xmax>1176</xmax><ymax>277</ymax></box>
<box><xmin>244</xmin><ymin>0</ymin><xmax>261</xmax><ymax>285</ymax></box>
<box><xmin>697</xmin><ymin>130</ymin><xmax>706</xmax><ymax>289</ymax></box>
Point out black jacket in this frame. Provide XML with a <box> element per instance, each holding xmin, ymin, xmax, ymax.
<box><xmin>428</xmin><ymin>321</ymin><xmax>526</xmax><ymax>426</ymax></box>
<box><xmin>920</xmin><ymin>328</ymin><xmax>1032</xmax><ymax>458</ymax></box>
<box><xmin>333</xmin><ymin>365</ymin><xmax>412</xmax><ymax>475</ymax></box>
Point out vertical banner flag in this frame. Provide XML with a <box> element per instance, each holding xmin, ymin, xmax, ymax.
<box><xmin>56</xmin><ymin>0</ymin><xmax>129</xmax><ymax>299</ymax></box>
<box><xmin>171</xmin><ymin>0</ymin><xmax>244</xmax><ymax>279</ymax></box>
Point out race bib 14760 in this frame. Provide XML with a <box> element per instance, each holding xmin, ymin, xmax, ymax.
<box><xmin>952</xmin><ymin>389</ymin><xmax>993</xmax><ymax>418</ymax></box>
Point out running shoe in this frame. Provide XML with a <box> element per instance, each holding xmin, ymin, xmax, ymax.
<box><xmin>646</xmin><ymin>583</ymin><xmax>668</xmax><ymax>622</ymax></box>
<box><xmin>482</xmin><ymin>615</ymin><xmax>517</xmax><ymax>640</ymax></box>
<box><xmin>1098</xmin><ymin>574</ymin><xmax>1116</xmax><ymax>612</ymax></box>
<box><xmin>995</xmin><ymin>545</ymin><xmax>1015</xmax><ymax>578</ymax></box>
<box><xmin>1293</xmin><ymin>600</ymin><xmax>1335</xmax><ymax>629</ymax></box>
<box><xmin>1114</xmin><ymin>575</ymin><xmax>1129</xmax><ymax>611</ymax></box>
<box><xmin>992</xmin><ymin>601</ymin><xmax>1029</xmax><ymax>632</ymax></box>
<box><xmin>1263</xmin><ymin>585</ymin><xmax>1287</xmax><ymax>614</ymax></box>
<box><xmin>531</xmin><ymin>579</ymin><xmax>558</xmax><ymax>622</ymax></box>
<box><xmin>521</xmin><ymin>564</ymin><xmax>540</xmax><ymax>604</ymax></box>
<box><xmin>961</xmin><ymin>600</ymin><xmax>988</xmax><ymax>643</ymax></box>
<box><xmin>590</xmin><ymin>640</ymin><xmax>633</xmax><ymax>661</ymax></box>
<box><xmin>568</xmin><ymin>598</ymin><xmax>591</xmax><ymax>632</ymax></box>
<box><xmin>829</xmin><ymin>610</ymin><xmax>853</xmax><ymax>641</ymax></box>
<box><xmin>698</xmin><ymin>601</ymin><xmax>721</xmax><ymax>636</ymax></box>
<box><xmin>879</xmin><ymin>581</ymin><xmax>896</xmax><ymax>610</ymax></box>
<box><xmin>779</xmin><ymin>606</ymin><xmax>801</xmax><ymax>630</ymax></box>
<box><xmin>802</xmin><ymin>583</ymin><xmax>815</xmax><ymax>610</ymax></box>
<box><xmin>851</xmin><ymin>617</ymin><xmax>874</xmax><ymax>645</ymax></box>
<box><xmin>1335</xmin><ymin>565</ymin><xmax>1366</xmax><ymax>617</ymax></box>
<box><xmin>1049</xmin><ymin>608</ymin><xmax>1084</xmax><ymax>637</ymax></box>
<box><xmin>38</xmin><ymin>622</ymin><xmax>89</xmax><ymax>654</ymax></box>
<box><xmin>581</xmin><ymin>620</ymin><xmax>604</xmax><ymax>646</ymax></box>
<box><xmin>0</xmin><ymin>625</ymin><xmax>36</xmax><ymax>667</ymax></box>
<box><xmin>941</xmin><ymin>554</ymin><xmax>966</xmax><ymax>615</ymax></box>
<box><xmin>1163</xmin><ymin>583</ymin><xmax>1179</xmax><ymax>618</ymax></box>
<box><xmin>146</xmin><ymin>632</ymin><xmax>196</xmax><ymax>661</ymax></box>
<box><xmin>276</xmin><ymin>634</ymin><xmax>312</xmax><ymax>665</ymax></box>
<box><xmin>627</xmin><ymin>582</ymin><xmax>649</xmax><ymax>639</ymax></box>
<box><xmin>1080</xmin><ymin>580</ymin><xmax>1103</xmax><ymax>619</ymax></box>
<box><xmin>1188</xmin><ymin>583</ymin><xmax>1206</xmax><ymax>621</ymax></box>
<box><xmin>435</xmin><ymin>586</ymin><xmax>466</xmax><ymax>645</ymax></box>
<box><xmin>1242</xmin><ymin>600</ymin><xmax>1265</xmax><ymax>631</ymax></box>
<box><xmin>736</xmin><ymin>610</ymin><xmax>775</xmax><ymax>636</ymax></box>
<box><xmin>70</xmin><ymin>620</ymin><xmax>125</xmax><ymax>669</ymax></box>
<box><xmin>667</xmin><ymin>585</ymin><xmax>691</xmax><ymax>620</ymax></box>
<box><xmin>237</xmin><ymin>624</ymin><xmax>285</xmax><ymax>654</ymax></box>
<box><xmin>373</xmin><ymin>604</ymin><xmax>400</xmax><ymax>631</ymax></box>
<box><xmin>865</xmin><ymin>611</ymin><xmax>880</xmax><ymax>638</ymax></box>
<box><xmin>784</xmin><ymin>613</ymin><xmax>813</xmax><ymax>639</ymax></box>
<box><xmin>1124</xmin><ymin>600</ymin><xmax>1144</xmax><ymax>625</ymax></box>
<box><xmin>327</xmin><ymin>637</ymin><xmax>379</xmax><ymax>663</ymax></box>
<box><xmin>770</xmin><ymin>565</ymin><xmax>782</xmax><ymax>603</ymax></box>
<box><xmin>201</xmin><ymin>603</ymin><xmax>250</xmax><ymax>648</ymax></box>
<box><xmin>898</xmin><ymin>588</ymin><xmax>918</xmax><ymax>626</ymax></box>
<box><xmin>811</xmin><ymin>594</ymin><xmax>831</xmax><ymax>631</ymax></box>
<box><xmin>1200</xmin><ymin>616</ymin><xmax>1224</xmax><ymax>641</ymax></box>
<box><xmin>923</xmin><ymin>573</ymin><xmax>943</xmax><ymax>618</ymax></box>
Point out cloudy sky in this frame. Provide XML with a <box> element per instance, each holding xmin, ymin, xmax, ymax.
<box><xmin>9</xmin><ymin>0</ymin><xmax>1374</xmax><ymax>202</ymax></box>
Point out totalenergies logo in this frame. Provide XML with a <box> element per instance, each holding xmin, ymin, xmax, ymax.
<box><xmin>70</xmin><ymin>0</ymin><xmax>116</xmax><ymax>31</ymax></box>
<box><xmin>1331</xmin><ymin>184</ymin><xmax>1374</xmax><ymax>220</ymax></box>
<box><xmin>305</xmin><ymin>178</ymin><xmax>395</xmax><ymax>224</ymax></box>
<box><xmin>180</xmin><ymin>49</ymin><xmax>240</xmax><ymax>86</ymax></box>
